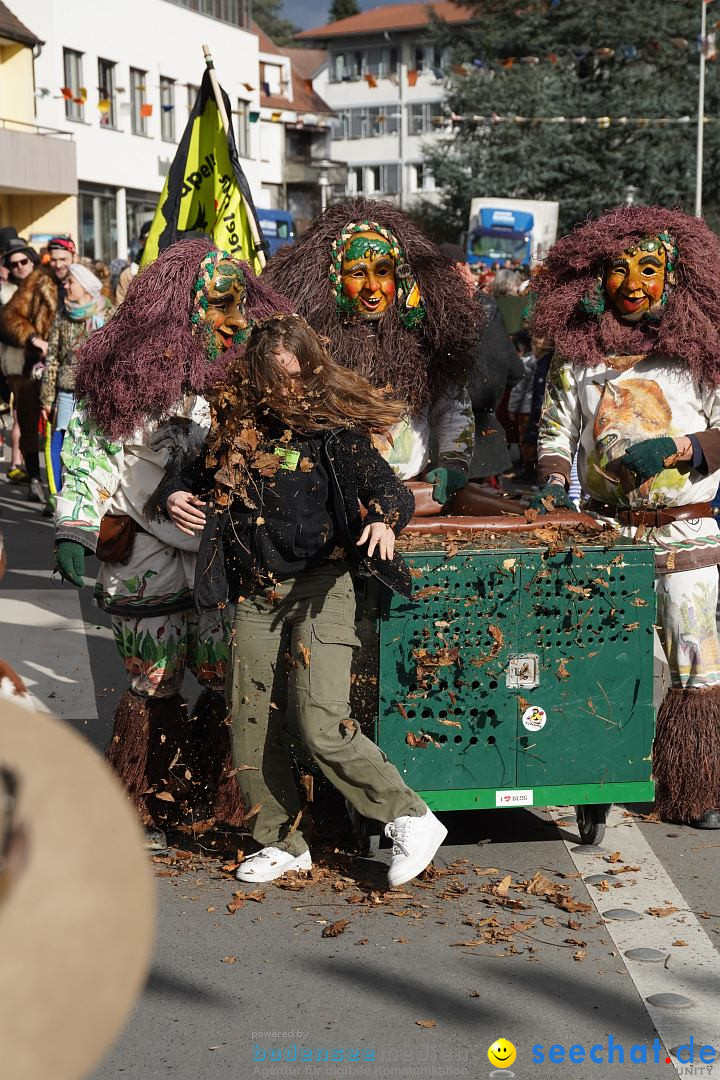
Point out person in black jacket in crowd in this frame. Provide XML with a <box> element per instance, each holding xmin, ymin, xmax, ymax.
<box><xmin>439</xmin><ymin>244</ymin><xmax>524</xmax><ymax>485</ymax></box>
<box><xmin>164</xmin><ymin>314</ymin><xmax>447</xmax><ymax>886</ymax></box>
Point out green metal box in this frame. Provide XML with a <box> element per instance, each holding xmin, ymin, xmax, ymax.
<box><xmin>369</xmin><ymin>537</ymin><xmax>656</xmax><ymax>813</ymax></box>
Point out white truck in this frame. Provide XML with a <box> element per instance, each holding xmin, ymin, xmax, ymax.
<box><xmin>465</xmin><ymin>198</ymin><xmax>559</xmax><ymax>268</ymax></box>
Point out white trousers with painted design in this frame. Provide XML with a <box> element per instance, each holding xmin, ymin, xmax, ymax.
<box><xmin>656</xmin><ymin>566</ymin><xmax>720</xmax><ymax>689</ymax></box>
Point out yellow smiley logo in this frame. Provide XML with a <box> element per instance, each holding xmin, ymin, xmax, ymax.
<box><xmin>488</xmin><ymin>1039</ymin><xmax>517</xmax><ymax>1068</ymax></box>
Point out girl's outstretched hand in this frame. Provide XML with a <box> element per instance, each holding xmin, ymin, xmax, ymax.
<box><xmin>357</xmin><ymin>522</ymin><xmax>395</xmax><ymax>561</ymax></box>
<box><xmin>167</xmin><ymin>491</ymin><xmax>207</xmax><ymax>536</ymax></box>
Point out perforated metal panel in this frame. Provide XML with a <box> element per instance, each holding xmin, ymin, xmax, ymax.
<box><xmin>374</xmin><ymin>538</ymin><xmax>656</xmax><ymax>809</ymax></box>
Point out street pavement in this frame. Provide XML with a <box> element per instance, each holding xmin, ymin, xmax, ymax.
<box><xmin>1</xmin><ymin>461</ymin><xmax>719</xmax><ymax>1080</ymax></box>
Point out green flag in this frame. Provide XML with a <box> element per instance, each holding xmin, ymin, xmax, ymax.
<box><xmin>142</xmin><ymin>70</ymin><xmax>265</xmax><ymax>271</ymax></box>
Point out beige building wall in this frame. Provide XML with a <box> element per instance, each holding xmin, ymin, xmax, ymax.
<box><xmin>0</xmin><ymin>192</ymin><xmax>77</xmax><ymax>241</ymax></box>
<box><xmin>0</xmin><ymin>42</ymin><xmax>35</xmax><ymax>126</ymax></box>
<box><xmin>0</xmin><ymin>37</ymin><xmax>78</xmax><ymax>243</ymax></box>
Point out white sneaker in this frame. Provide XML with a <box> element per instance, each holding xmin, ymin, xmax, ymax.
<box><xmin>385</xmin><ymin>808</ymin><xmax>448</xmax><ymax>886</ymax></box>
<box><xmin>29</xmin><ymin>477</ymin><xmax>44</xmax><ymax>503</ymax></box>
<box><xmin>235</xmin><ymin>845</ymin><xmax>312</xmax><ymax>883</ymax></box>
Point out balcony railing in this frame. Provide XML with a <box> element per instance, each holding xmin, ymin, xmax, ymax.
<box><xmin>0</xmin><ymin>117</ymin><xmax>74</xmax><ymax>140</ymax></box>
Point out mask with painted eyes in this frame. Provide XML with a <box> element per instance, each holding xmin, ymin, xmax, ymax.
<box><xmin>603</xmin><ymin>236</ymin><xmax>674</xmax><ymax>323</ymax></box>
<box><xmin>191</xmin><ymin>252</ymin><xmax>249</xmax><ymax>358</ymax></box>
<box><xmin>341</xmin><ymin>231</ymin><xmax>397</xmax><ymax>320</ymax></box>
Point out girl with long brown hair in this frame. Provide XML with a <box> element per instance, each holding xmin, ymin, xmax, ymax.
<box><xmin>165</xmin><ymin>314</ymin><xmax>447</xmax><ymax>884</ymax></box>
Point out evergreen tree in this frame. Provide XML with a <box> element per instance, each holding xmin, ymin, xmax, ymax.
<box><xmin>416</xmin><ymin>0</ymin><xmax>720</xmax><ymax>241</ymax></box>
<box><xmin>329</xmin><ymin>0</ymin><xmax>360</xmax><ymax>21</ymax></box>
<box><xmin>253</xmin><ymin>0</ymin><xmax>299</xmax><ymax>47</ymax></box>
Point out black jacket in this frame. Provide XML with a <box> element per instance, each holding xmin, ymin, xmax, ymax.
<box><xmin>468</xmin><ymin>293</ymin><xmax>525</xmax><ymax>478</ymax></box>
<box><xmin>169</xmin><ymin>426</ymin><xmax>416</xmax><ymax>611</ymax></box>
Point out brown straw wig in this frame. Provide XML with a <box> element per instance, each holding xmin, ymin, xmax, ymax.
<box><xmin>262</xmin><ymin>198</ymin><xmax>483</xmax><ymax>412</ymax></box>
<box><xmin>74</xmin><ymin>236</ymin><xmax>292</xmax><ymax>440</ymax></box>
<box><xmin>531</xmin><ymin>205</ymin><xmax>720</xmax><ymax>386</ymax></box>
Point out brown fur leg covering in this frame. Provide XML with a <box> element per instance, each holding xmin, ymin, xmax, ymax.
<box><xmin>653</xmin><ymin>685</ymin><xmax>720</xmax><ymax>822</ymax></box>
<box><xmin>189</xmin><ymin>689</ymin><xmax>245</xmax><ymax>827</ymax></box>
<box><xmin>106</xmin><ymin>690</ymin><xmax>192</xmax><ymax>827</ymax></box>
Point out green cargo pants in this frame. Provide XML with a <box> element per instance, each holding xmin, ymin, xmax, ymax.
<box><xmin>228</xmin><ymin>564</ymin><xmax>426</xmax><ymax>856</ymax></box>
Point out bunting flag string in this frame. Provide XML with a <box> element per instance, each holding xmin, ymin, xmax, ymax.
<box><xmin>460</xmin><ymin>27</ymin><xmax>720</xmax><ymax>73</ymax></box>
<box><xmin>443</xmin><ymin>112</ymin><xmax>714</xmax><ymax>127</ymax></box>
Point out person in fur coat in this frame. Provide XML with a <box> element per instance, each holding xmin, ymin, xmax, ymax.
<box><xmin>532</xmin><ymin>205</ymin><xmax>720</xmax><ymax>830</ymax></box>
<box><xmin>53</xmin><ymin>237</ymin><xmax>292</xmax><ymax>843</ymax></box>
<box><xmin>261</xmin><ymin>198</ymin><xmax>481</xmax><ymax>505</ymax></box>
<box><xmin>0</xmin><ymin>237</ymin><xmax>75</xmax><ymax>500</ymax></box>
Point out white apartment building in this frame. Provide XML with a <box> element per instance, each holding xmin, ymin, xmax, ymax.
<box><xmin>297</xmin><ymin>1</ymin><xmax>471</xmax><ymax>208</ymax></box>
<box><xmin>11</xmin><ymin>0</ymin><xmax>266</xmax><ymax>260</ymax></box>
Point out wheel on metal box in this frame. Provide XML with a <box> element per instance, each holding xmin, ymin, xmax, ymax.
<box><xmin>575</xmin><ymin>803</ymin><xmax>609</xmax><ymax>845</ymax></box>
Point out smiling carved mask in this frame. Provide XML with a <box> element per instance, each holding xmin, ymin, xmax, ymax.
<box><xmin>341</xmin><ymin>230</ymin><xmax>397</xmax><ymax>320</ymax></box>
<box><xmin>192</xmin><ymin>252</ymin><xmax>249</xmax><ymax>359</ymax></box>
<box><xmin>604</xmin><ymin>237</ymin><xmax>668</xmax><ymax>323</ymax></box>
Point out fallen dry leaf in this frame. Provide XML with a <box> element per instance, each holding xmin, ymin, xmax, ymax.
<box><xmin>414</xmin><ymin>585</ymin><xmax>445</xmax><ymax>599</ymax></box>
<box><xmin>221</xmin><ymin>956</ymin><xmax>238</xmax><ymax>963</ymax></box>
<box><xmin>493</xmin><ymin>875</ymin><xmax>512</xmax><ymax>898</ymax></box>
<box><xmin>155</xmin><ymin>791</ymin><xmax>175</xmax><ymax>803</ymax></box>
<box><xmin>298</xmin><ymin>643</ymin><xmax>311</xmax><ymax>668</ymax></box>
<box><xmin>672</xmin><ymin>939</ymin><xmax>688</xmax><ymax>947</ymax></box>
<box><xmin>573</xmin><ymin>950</ymin><xmax>587</xmax><ymax>962</ymax></box>
<box><xmin>647</xmin><ymin>905</ymin><xmax>678</xmax><ymax>918</ymax></box>
<box><xmin>322</xmin><ymin>918</ymin><xmax>350</xmax><ymax>938</ymax></box>
<box><xmin>415</xmin><ymin>1020</ymin><xmax>437</xmax><ymax>1029</ymax></box>
<box><xmin>556</xmin><ymin>659</ymin><xmax>571</xmax><ymax>680</ymax></box>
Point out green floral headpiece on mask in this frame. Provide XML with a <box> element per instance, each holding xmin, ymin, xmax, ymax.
<box><xmin>329</xmin><ymin>220</ymin><xmax>426</xmax><ymax>330</ymax></box>
<box><xmin>190</xmin><ymin>249</ymin><xmax>250</xmax><ymax>361</ymax></box>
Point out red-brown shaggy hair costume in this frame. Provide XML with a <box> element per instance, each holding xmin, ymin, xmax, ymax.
<box><xmin>262</xmin><ymin>198</ymin><xmax>483</xmax><ymax>413</ymax></box>
<box><xmin>532</xmin><ymin>205</ymin><xmax>720</xmax><ymax>388</ymax></box>
<box><xmin>74</xmin><ymin>237</ymin><xmax>292</xmax><ymax>440</ymax></box>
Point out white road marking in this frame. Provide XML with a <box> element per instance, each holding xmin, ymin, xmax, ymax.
<box><xmin>0</xmin><ymin>591</ymin><xmax>98</xmax><ymax>719</ymax></box>
<box><xmin>551</xmin><ymin>806</ymin><xmax>720</xmax><ymax>1077</ymax></box>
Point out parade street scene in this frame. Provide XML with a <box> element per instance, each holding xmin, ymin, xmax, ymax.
<box><xmin>2</xmin><ymin>1</ymin><xmax>720</xmax><ymax>1078</ymax></box>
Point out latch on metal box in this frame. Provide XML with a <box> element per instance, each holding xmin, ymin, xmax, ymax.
<box><xmin>505</xmin><ymin>654</ymin><xmax>540</xmax><ymax>689</ymax></box>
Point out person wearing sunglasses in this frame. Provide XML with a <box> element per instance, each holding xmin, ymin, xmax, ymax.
<box><xmin>0</xmin><ymin>239</ymin><xmax>40</xmax><ymax>485</ymax></box>
<box><xmin>0</xmin><ymin>236</ymin><xmax>72</xmax><ymax>501</ymax></box>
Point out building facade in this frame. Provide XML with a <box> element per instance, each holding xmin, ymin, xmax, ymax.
<box><xmin>297</xmin><ymin>1</ymin><xmax>471</xmax><ymax>209</ymax></box>
<box><xmin>0</xmin><ymin>1</ymin><xmax>76</xmax><ymax>243</ymax></box>
<box><xmin>254</xmin><ymin>26</ymin><xmax>345</xmax><ymax>232</ymax></box>
<box><xmin>10</xmin><ymin>0</ymin><xmax>264</xmax><ymax>260</ymax></box>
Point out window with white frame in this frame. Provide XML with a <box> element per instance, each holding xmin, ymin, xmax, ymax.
<box><xmin>365</xmin><ymin>164</ymin><xmax>399</xmax><ymax>195</ymax></box>
<box><xmin>160</xmin><ymin>77</ymin><xmax>176</xmax><ymax>141</ymax></box>
<box><xmin>346</xmin><ymin>166</ymin><xmax>363</xmax><ymax>196</ymax></box>
<box><xmin>63</xmin><ymin>48</ymin><xmax>84</xmax><ymax>122</ymax></box>
<box><xmin>414</xmin><ymin>44</ymin><xmax>448</xmax><ymax>74</ymax></box>
<box><xmin>411</xmin><ymin>162</ymin><xmax>434</xmax><ymax>192</ymax></box>
<box><xmin>130</xmin><ymin>67</ymin><xmax>148</xmax><ymax>135</ymax></box>
<box><xmin>97</xmin><ymin>58</ymin><xmax>116</xmax><ymax>128</ymax></box>
<box><xmin>187</xmin><ymin>83</ymin><xmax>199</xmax><ymax>115</ymax></box>
<box><xmin>337</xmin><ymin>106</ymin><xmax>400</xmax><ymax>140</ymax></box>
<box><xmin>407</xmin><ymin>101</ymin><xmax>445</xmax><ymax>136</ymax></box>
<box><xmin>330</xmin><ymin>47</ymin><xmax>399</xmax><ymax>82</ymax></box>
<box><xmin>236</xmin><ymin>99</ymin><xmax>250</xmax><ymax>158</ymax></box>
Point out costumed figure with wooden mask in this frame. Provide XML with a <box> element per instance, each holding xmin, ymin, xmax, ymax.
<box><xmin>532</xmin><ymin>205</ymin><xmax>720</xmax><ymax>829</ymax></box>
<box><xmin>53</xmin><ymin>238</ymin><xmax>292</xmax><ymax>843</ymax></box>
<box><xmin>262</xmin><ymin>198</ymin><xmax>480</xmax><ymax>505</ymax></box>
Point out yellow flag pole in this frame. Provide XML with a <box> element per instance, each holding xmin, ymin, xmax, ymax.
<box><xmin>202</xmin><ymin>44</ymin><xmax>266</xmax><ymax>269</ymax></box>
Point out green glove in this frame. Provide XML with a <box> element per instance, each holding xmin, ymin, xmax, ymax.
<box><xmin>529</xmin><ymin>482</ymin><xmax>578</xmax><ymax>515</ymax></box>
<box><xmin>426</xmin><ymin>467</ymin><xmax>468</xmax><ymax>506</ymax></box>
<box><xmin>616</xmin><ymin>436</ymin><xmax>677</xmax><ymax>482</ymax></box>
<box><xmin>55</xmin><ymin>540</ymin><xmax>86</xmax><ymax>588</ymax></box>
